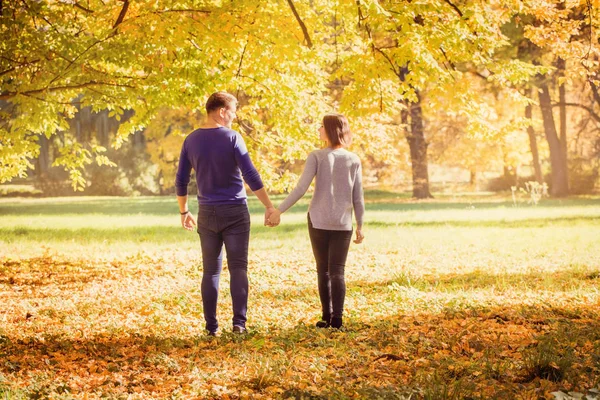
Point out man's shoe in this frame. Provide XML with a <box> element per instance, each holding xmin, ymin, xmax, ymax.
<box><xmin>232</xmin><ymin>325</ymin><xmax>247</xmax><ymax>334</ymax></box>
<box><xmin>207</xmin><ymin>330</ymin><xmax>219</xmax><ymax>337</ymax></box>
<box><xmin>316</xmin><ymin>320</ymin><xmax>330</xmax><ymax>328</ymax></box>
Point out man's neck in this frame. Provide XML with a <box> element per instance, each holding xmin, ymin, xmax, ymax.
<box><xmin>201</xmin><ymin>123</ymin><xmax>223</xmax><ymax>129</ymax></box>
<box><xmin>201</xmin><ymin>115</ymin><xmax>227</xmax><ymax>129</ymax></box>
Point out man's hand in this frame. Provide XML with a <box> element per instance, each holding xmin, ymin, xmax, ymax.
<box><xmin>264</xmin><ymin>207</ymin><xmax>276</xmax><ymax>227</ymax></box>
<box><xmin>181</xmin><ymin>212</ymin><xmax>197</xmax><ymax>231</ymax></box>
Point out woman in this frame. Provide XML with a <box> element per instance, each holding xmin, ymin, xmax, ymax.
<box><xmin>268</xmin><ymin>113</ymin><xmax>364</xmax><ymax>329</ymax></box>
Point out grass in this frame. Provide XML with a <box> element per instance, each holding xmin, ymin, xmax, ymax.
<box><xmin>1</xmin><ymin>190</ymin><xmax>600</xmax><ymax>399</ymax></box>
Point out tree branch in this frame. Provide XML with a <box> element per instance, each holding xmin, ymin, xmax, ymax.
<box><xmin>357</xmin><ymin>0</ymin><xmax>365</xmax><ymax>27</ymax></box>
<box><xmin>0</xmin><ymin>67</ymin><xmax>16</xmax><ymax>77</ymax></box>
<box><xmin>356</xmin><ymin>0</ymin><xmax>372</xmax><ymax>38</ymax></box>
<box><xmin>443</xmin><ymin>0</ymin><xmax>463</xmax><ymax>18</ymax></box>
<box><xmin>439</xmin><ymin>47</ymin><xmax>457</xmax><ymax>80</ymax></box>
<box><xmin>467</xmin><ymin>68</ymin><xmax>492</xmax><ymax>81</ymax></box>
<box><xmin>372</xmin><ymin>47</ymin><xmax>401</xmax><ymax>79</ymax></box>
<box><xmin>0</xmin><ymin>57</ymin><xmax>42</xmax><ymax>78</ymax></box>
<box><xmin>0</xmin><ymin>81</ymin><xmax>135</xmax><ymax>100</ymax></box>
<box><xmin>442</xmin><ymin>0</ymin><xmax>481</xmax><ymax>40</ymax></box>
<box><xmin>74</xmin><ymin>2</ymin><xmax>94</xmax><ymax>13</ymax></box>
<box><xmin>285</xmin><ymin>0</ymin><xmax>313</xmax><ymax>48</ymax></box>
<box><xmin>439</xmin><ymin>47</ymin><xmax>456</xmax><ymax>70</ymax></box>
<box><xmin>188</xmin><ymin>39</ymin><xmax>202</xmax><ymax>51</ymax></box>
<box><xmin>583</xmin><ymin>0</ymin><xmax>593</xmax><ymax>60</ymax></box>
<box><xmin>153</xmin><ymin>9</ymin><xmax>211</xmax><ymax>14</ymax></box>
<box><xmin>113</xmin><ymin>0</ymin><xmax>130</xmax><ymax>29</ymax></box>
<box><xmin>47</xmin><ymin>34</ymin><xmax>114</xmax><ymax>87</ymax></box>
<box><xmin>236</xmin><ymin>40</ymin><xmax>248</xmax><ymax>79</ymax></box>
<box><xmin>238</xmin><ymin>74</ymin><xmax>272</xmax><ymax>93</ymax></box>
<box><xmin>553</xmin><ymin>102</ymin><xmax>600</xmax><ymax>124</ymax></box>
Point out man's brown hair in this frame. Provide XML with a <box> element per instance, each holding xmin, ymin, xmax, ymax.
<box><xmin>205</xmin><ymin>91</ymin><xmax>237</xmax><ymax>114</ymax></box>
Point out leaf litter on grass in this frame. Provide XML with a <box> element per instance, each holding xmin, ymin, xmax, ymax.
<box><xmin>1</xmin><ymin>195</ymin><xmax>600</xmax><ymax>398</ymax></box>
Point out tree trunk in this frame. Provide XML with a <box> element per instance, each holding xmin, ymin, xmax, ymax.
<box><xmin>590</xmin><ymin>79</ymin><xmax>600</xmax><ymax>108</ymax></box>
<box><xmin>503</xmin><ymin>165</ymin><xmax>510</xmax><ymax>179</ymax></box>
<box><xmin>503</xmin><ymin>163</ymin><xmax>517</xmax><ymax>187</ymax></box>
<box><xmin>538</xmin><ymin>83</ymin><xmax>569</xmax><ymax>196</ymax></box>
<box><xmin>37</xmin><ymin>134</ymin><xmax>50</xmax><ymax>177</ymax></box>
<box><xmin>525</xmin><ymin>88</ymin><xmax>543</xmax><ymax>184</ymax></box>
<box><xmin>404</xmin><ymin>92</ymin><xmax>433</xmax><ymax>199</ymax></box>
<box><xmin>97</xmin><ymin>111</ymin><xmax>110</xmax><ymax>147</ymax></box>
<box><xmin>469</xmin><ymin>169</ymin><xmax>477</xmax><ymax>186</ymax></box>
<box><xmin>556</xmin><ymin>58</ymin><xmax>568</xmax><ymax>182</ymax></box>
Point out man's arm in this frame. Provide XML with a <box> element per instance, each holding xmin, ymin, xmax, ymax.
<box><xmin>177</xmin><ymin>195</ymin><xmax>197</xmax><ymax>231</ymax></box>
<box><xmin>252</xmin><ymin>187</ymin><xmax>277</xmax><ymax>226</ymax></box>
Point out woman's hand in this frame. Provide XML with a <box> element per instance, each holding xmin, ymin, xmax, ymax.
<box><xmin>267</xmin><ymin>209</ymin><xmax>282</xmax><ymax>227</ymax></box>
<box><xmin>354</xmin><ymin>228</ymin><xmax>364</xmax><ymax>244</ymax></box>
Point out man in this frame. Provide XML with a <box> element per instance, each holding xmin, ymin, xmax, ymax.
<box><xmin>175</xmin><ymin>91</ymin><xmax>275</xmax><ymax>336</ymax></box>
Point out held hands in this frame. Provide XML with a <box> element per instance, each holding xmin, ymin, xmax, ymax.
<box><xmin>181</xmin><ymin>212</ymin><xmax>197</xmax><ymax>231</ymax></box>
<box><xmin>264</xmin><ymin>207</ymin><xmax>281</xmax><ymax>227</ymax></box>
<box><xmin>354</xmin><ymin>228</ymin><xmax>364</xmax><ymax>244</ymax></box>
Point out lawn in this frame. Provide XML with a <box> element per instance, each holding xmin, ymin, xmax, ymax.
<box><xmin>1</xmin><ymin>191</ymin><xmax>599</xmax><ymax>399</ymax></box>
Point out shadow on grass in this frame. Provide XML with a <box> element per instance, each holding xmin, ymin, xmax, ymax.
<box><xmin>1</xmin><ymin>192</ymin><xmax>599</xmax><ymax>217</ymax></box>
<box><xmin>1</xmin><ymin>304</ymin><xmax>598</xmax><ymax>398</ymax></box>
<box><xmin>0</xmin><ymin>196</ymin><xmax>277</xmax><ymax>216</ymax></box>
<box><xmin>2</xmin><ymin>214</ymin><xmax>599</xmax><ymax>243</ymax></box>
<box><xmin>347</xmin><ymin>269</ymin><xmax>600</xmax><ymax>294</ymax></box>
<box><xmin>251</xmin><ymin>269</ymin><xmax>600</xmax><ymax>305</ymax></box>
<box><xmin>3</xmin><ymin>252</ymin><xmax>598</xmax><ymax>301</ymax></box>
<box><xmin>0</xmin><ymin>257</ymin><xmax>160</xmax><ymax>286</ymax></box>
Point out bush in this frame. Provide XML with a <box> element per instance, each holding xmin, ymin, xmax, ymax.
<box><xmin>0</xmin><ymin>184</ymin><xmax>42</xmax><ymax>197</ymax></box>
<box><xmin>569</xmin><ymin>158</ymin><xmax>599</xmax><ymax>195</ymax></box>
<box><xmin>34</xmin><ymin>169</ymin><xmax>74</xmax><ymax>197</ymax></box>
<box><xmin>486</xmin><ymin>173</ymin><xmax>549</xmax><ymax>193</ymax></box>
<box><xmin>85</xmin><ymin>145</ymin><xmax>160</xmax><ymax>196</ymax></box>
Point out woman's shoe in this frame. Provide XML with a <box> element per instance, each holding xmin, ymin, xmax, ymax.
<box><xmin>330</xmin><ymin>317</ymin><xmax>343</xmax><ymax>329</ymax></box>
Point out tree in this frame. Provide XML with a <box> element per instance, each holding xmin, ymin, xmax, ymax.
<box><xmin>518</xmin><ymin>0</ymin><xmax>600</xmax><ymax>196</ymax></box>
<box><xmin>1</xmin><ymin>0</ymin><xmax>330</xmax><ymax>190</ymax></box>
<box><xmin>328</xmin><ymin>0</ymin><xmax>539</xmax><ymax>198</ymax></box>
<box><xmin>3</xmin><ymin>0</ymin><xmax>571</xmax><ymax>197</ymax></box>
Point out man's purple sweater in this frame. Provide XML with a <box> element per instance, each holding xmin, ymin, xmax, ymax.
<box><xmin>175</xmin><ymin>127</ymin><xmax>263</xmax><ymax>205</ymax></box>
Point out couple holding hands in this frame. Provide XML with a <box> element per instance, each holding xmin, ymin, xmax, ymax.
<box><xmin>176</xmin><ymin>92</ymin><xmax>364</xmax><ymax>336</ymax></box>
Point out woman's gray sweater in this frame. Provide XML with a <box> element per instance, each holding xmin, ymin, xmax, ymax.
<box><xmin>278</xmin><ymin>148</ymin><xmax>364</xmax><ymax>231</ymax></box>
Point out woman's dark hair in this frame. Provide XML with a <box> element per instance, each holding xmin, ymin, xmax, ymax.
<box><xmin>322</xmin><ymin>113</ymin><xmax>352</xmax><ymax>147</ymax></box>
<box><xmin>205</xmin><ymin>91</ymin><xmax>237</xmax><ymax>114</ymax></box>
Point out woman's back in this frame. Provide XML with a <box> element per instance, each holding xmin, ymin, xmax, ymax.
<box><xmin>278</xmin><ymin>147</ymin><xmax>364</xmax><ymax>231</ymax></box>
<box><xmin>309</xmin><ymin>148</ymin><xmax>363</xmax><ymax>231</ymax></box>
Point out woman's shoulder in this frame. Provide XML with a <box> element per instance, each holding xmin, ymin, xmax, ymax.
<box><xmin>339</xmin><ymin>148</ymin><xmax>361</xmax><ymax>163</ymax></box>
<box><xmin>307</xmin><ymin>148</ymin><xmax>326</xmax><ymax>159</ymax></box>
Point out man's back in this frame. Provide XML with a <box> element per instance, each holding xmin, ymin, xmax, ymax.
<box><xmin>175</xmin><ymin>127</ymin><xmax>262</xmax><ymax>205</ymax></box>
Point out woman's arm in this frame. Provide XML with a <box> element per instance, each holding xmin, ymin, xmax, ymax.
<box><xmin>268</xmin><ymin>153</ymin><xmax>318</xmax><ymax>225</ymax></box>
<box><xmin>352</xmin><ymin>160</ymin><xmax>365</xmax><ymax>243</ymax></box>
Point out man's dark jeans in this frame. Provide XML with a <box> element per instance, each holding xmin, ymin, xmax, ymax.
<box><xmin>197</xmin><ymin>204</ymin><xmax>250</xmax><ymax>333</ymax></box>
<box><xmin>307</xmin><ymin>214</ymin><xmax>353</xmax><ymax>321</ymax></box>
